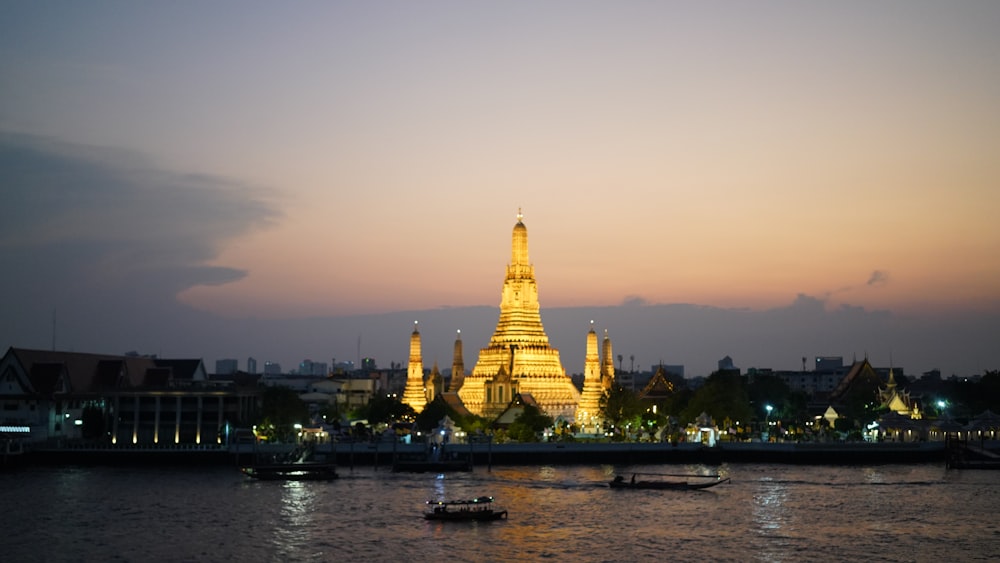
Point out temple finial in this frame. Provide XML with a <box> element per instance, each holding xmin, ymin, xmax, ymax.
<box><xmin>517</xmin><ymin>208</ymin><xmax>523</xmax><ymax>222</ymax></box>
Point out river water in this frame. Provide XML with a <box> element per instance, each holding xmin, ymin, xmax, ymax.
<box><xmin>1</xmin><ymin>462</ymin><xmax>998</xmax><ymax>562</ymax></box>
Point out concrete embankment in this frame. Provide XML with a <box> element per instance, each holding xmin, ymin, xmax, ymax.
<box><xmin>330</xmin><ymin>441</ymin><xmax>948</xmax><ymax>467</ymax></box>
<box><xmin>13</xmin><ymin>440</ymin><xmax>949</xmax><ymax>468</ymax></box>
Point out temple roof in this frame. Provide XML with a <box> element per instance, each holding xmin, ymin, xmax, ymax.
<box><xmin>639</xmin><ymin>366</ymin><xmax>675</xmax><ymax>400</ymax></box>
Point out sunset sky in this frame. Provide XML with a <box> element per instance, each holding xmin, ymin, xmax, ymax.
<box><xmin>2</xmin><ymin>2</ymin><xmax>998</xmax><ymax>376</ymax></box>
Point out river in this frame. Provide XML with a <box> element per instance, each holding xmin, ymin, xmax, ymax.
<box><xmin>1</xmin><ymin>462</ymin><xmax>997</xmax><ymax>562</ymax></box>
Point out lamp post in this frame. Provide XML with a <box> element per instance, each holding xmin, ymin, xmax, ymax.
<box><xmin>764</xmin><ymin>405</ymin><xmax>773</xmax><ymax>442</ymax></box>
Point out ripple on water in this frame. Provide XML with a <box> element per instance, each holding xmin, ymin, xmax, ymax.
<box><xmin>1</xmin><ymin>463</ymin><xmax>998</xmax><ymax>562</ymax></box>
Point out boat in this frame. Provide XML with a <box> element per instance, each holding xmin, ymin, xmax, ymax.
<box><xmin>609</xmin><ymin>472</ymin><xmax>730</xmax><ymax>490</ymax></box>
<box><xmin>424</xmin><ymin>496</ymin><xmax>508</xmax><ymax>521</ymax></box>
<box><xmin>240</xmin><ymin>462</ymin><xmax>339</xmax><ymax>481</ymax></box>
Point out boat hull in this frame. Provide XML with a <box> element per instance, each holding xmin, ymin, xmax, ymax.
<box><xmin>424</xmin><ymin>510</ymin><xmax>508</xmax><ymax>521</ymax></box>
<box><xmin>609</xmin><ymin>477</ymin><xmax>730</xmax><ymax>490</ymax></box>
<box><xmin>241</xmin><ymin>464</ymin><xmax>339</xmax><ymax>481</ymax></box>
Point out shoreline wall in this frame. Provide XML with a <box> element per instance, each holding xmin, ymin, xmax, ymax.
<box><xmin>11</xmin><ymin>441</ymin><xmax>951</xmax><ymax>468</ymax></box>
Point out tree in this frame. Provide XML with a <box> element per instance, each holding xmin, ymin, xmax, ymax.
<box><xmin>256</xmin><ymin>386</ymin><xmax>309</xmax><ymax>442</ymax></box>
<box><xmin>680</xmin><ymin>371</ymin><xmax>753</xmax><ymax>426</ymax></box>
<box><xmin>599</xmin><ymin>384</ymin><xmax>644</xmax><ymax>436</ymax></box>
<box><xmin>839</xmin><ymin>371</ymin><xmax>882</xmax><ymax>426</ymax></box>
<box><xmin>507</xmin><ymin>404</ymin><xmax>553</xmax><ymax>442</ymax></box>
<box><xmin>357</xmin><ymin>394</ymin><xmax>415</xmax><ymax>427</ymax></box>
<box><xmin>746</xmin><ymin>374</ymin><xmax>809</xmax><ymax>424</ymax></box>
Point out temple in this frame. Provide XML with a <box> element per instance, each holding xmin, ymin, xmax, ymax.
<box><xmin>456</xmin><ymin>211</ymin><xmax>582</xmax><ymax>420</ymax></box>
<box><xmin>401</xmin><ymin>322</ymin><xmax>427</xmax><ymax>413</ymax></box>
<box><xmin>448</xmin><ymin>330</ymin><xmax>465</xmax><ymax>393</ymax></box>
<box><xmin>576</xmin><ymin>323</ymin><xmax>603</xmax><ymax>429</ymax></box>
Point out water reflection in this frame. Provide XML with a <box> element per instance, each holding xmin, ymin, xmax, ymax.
<box><xmin>271</xmin><ymin>481</ymin><xmax>317</xmax><ymax>556</ymax></box>
<box><xmin>3</xmin><ymin>464</ymin><xmax>995</xmax><ymax>563</ymax></box>
<box><xmin>753</xmin><ymin>480</ymin><xmax>790</xmax><ymax>533</ymax></box>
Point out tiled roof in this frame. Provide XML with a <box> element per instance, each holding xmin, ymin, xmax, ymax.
<box><xmin>3</xmin><ymin>347</ymin><xmax>204</xmax><ymax>394</ymax></box>
<box><xmin>8</xmin><ymin>348</ymin><xmax>157</xmax><ymax>392</ymax></box>
<box><xmin>153</xmin><ymin>359</ymin><xmax>204</xmax><ymax>380</ymax></box>
<box><xmin>440</xmin><ymin>392</ymin><xmax>472</xmax><ymax>418</ymax></box>
<box><xmin>28</xmin><ymin>363</ymin><xmax>65</xmax><ymax>395</ymax></box>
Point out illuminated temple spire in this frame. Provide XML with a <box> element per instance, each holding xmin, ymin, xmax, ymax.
<box><xmin>449</xmin><ymin>330</ymin><xmax>465</xmax><ymax>392</ymax></box>
<box><xmin>401</xmin><ymin>321</ymin><xmax>427</xmax><ymax>412</ymax></box>
<box><xmin>601</xmin><ymin>329</ymin><xmax>616</xmax><ymax>393</ymax></box>
<box><xmin>576</xmin><ymin>322</ymin><xmax>603</xmax><ymax>429</ymax></box>
<box><xmin>458</xmin><ymin>210</ymin><xmax>581</xmax><ymax>419</ymax></box>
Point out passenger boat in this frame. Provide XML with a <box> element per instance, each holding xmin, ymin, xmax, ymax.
<box><xmin>424</xmin><ymin>496</ymin><xmax>508</xmax><ymax>521</ymax></box>
<box><xmin>609</xmin><ymin>473</ymin><xmax>730</xmax><ymax>490</ymax></box>
<box><xmin>240</xmin><ymin>462</ymin><xmax>339</xmax><ymax>481</ymax></box>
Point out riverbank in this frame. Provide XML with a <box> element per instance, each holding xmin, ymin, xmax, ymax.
<box><xmin>9</xmin><ymin>440</ymin><xmax>955</xmax><ymax>468</ymax></box>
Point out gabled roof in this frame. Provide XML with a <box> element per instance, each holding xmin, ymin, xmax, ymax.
<box><xmin>0</xmin><ymin>347</ymin><xmax>205</xmax><ymax>394</ymax></box>
<box><xmin>639</xmin><ymin>366</ymin><xmax>675</xmax><ymax>400</ymax></box>
<box><xmin>492</xmin><ymin>393</ymin><xmax>540</xmax><ymax>426</ymax></box>
<box><xmin>440</xmin><ymin>392</ymin><xmax>472</xmax><ymax>418</ymax></box>
<box><xmin>94</xmin><ymin>360</ymin><xmax>127</xmax><ymax>389</ymax></box>
<box><xmin>153</xmin><ymin>359</ymin><xmax>205</xmax><ymax>381</ymax></box>
<box><xmin>3</xmin><ymin>348</ymin><xmax>158</xmax><ymax>392</ymax></box>
<box><xmin>142</xmin><ymin>368</ymin><xmax>173</xmax><ymax>388</ymax></box>
<box><xmin>828</xmin><ymin>358</ymin><xmax>881</xmax><ymax>402</ymax></box>
<box><xmin>29</xmin><ymin>363</ymin><xmax>68</xmax><ymax>395</ymax></box>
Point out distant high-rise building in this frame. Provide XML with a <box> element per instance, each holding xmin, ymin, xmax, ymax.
<box><xmin>815</xmin><ymin>356</ymin><xmax>844</xmax><ymax>372</ymax></box>
<box><xmin>215</xmin><ymin>358</ymin><xmax>238</xmax><ymax>375</ymax></box>
<box><xmin>263</xmin><ymin>361</ymin><xmax>282</xmax><ymax>375</ymax></box>
<box><xmin>362</xmin><ymin>357</ymin><xmax>377</xmax><ymax>371</ymax></box>
<box><xmin>718</xmin><ymin>356</ymin><xmax>737</xmax><ymax>373</ymax></box>
<box><xmin>247</xmin><ymin>357</ymin><xmax>257</xmax><ymax>375</ymax></box>
<box><xmin>298</xmin><ymin>359</ymin><xmax>328</xmax><ymax>376</ymax></box>
<box><xmin>661</xmin><ymin>364</ymin><xmax>685</xmax><ymax>378</ymax></box>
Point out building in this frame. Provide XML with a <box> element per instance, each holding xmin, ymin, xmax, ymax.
<box><xmin>0</xmin><ymin>347</ymin><xmax>258</xmax><ymax>445</ymax></box>
<box><xmin>298</xmin><ymin>359</ymin><xmax>328</xmax><ymax>376</ymax></box>
<box><xmin>455</xmin><ymin>211</ymin><xmax>582</xmax><ymax>420</ymax></box>
<box><xmin>215</xmin><ymin>358</ymin><xmax>238</xmax><ymax>375</ymax></box>
<box><xmin>576</xmin><ymin>324</ymin><xmax>616</xmax><ymax>430</ymax></box>
<box><xmin>448</xmin><ymin>330</ymin><xmax>465</xmax><ymax>393</ymax></box>
<box><xmin>401</xmin><ymin>322</ymin><xmax>427</xmax><ymax>413</ymax></box>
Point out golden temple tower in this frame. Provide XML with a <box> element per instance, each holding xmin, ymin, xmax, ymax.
<box><xmin>449</xmin><ymin>330</ymin><xmax>465</xmax><ymax>392</ymax></box>
<box><xmin>401</xmin><ymin>321</ymin><xmax>427</xmax><ymax>413</ymax></box>
<box><xmin>458</xmin><ymin>210</ymin><xmax>581</xmax><ymax>419</ymax></box>
<box><xmin>576</xmin><ymin>322</ymin><xmax>603</xmax><ymax>429</ymax></box>
<box><xmin>601</xmin><ymin>329</ymin><xmax>616</xmax><ymax>394</ymax></box>
<box><xmin>426</xmin><ymin>362</ymin><xmax>444</xmax><ymax>403</ymax></box>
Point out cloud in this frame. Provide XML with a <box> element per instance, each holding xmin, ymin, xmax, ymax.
<box><xmin>867</xmin><ymin>270</ymin><xmax>888</xmax><ymax>286</ymax></box>
<box><xmin>0</xmin><ymin>131</ymin><xmax>280</xmax><ymax>350</ymax></box>
<box><xmin>620</xmin><ymin>295</ymin><xmax>650</xmax><ymax>307</ymax></box>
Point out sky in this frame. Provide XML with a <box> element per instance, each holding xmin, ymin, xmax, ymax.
<box><xmin>2</xmin><ymin>2</ymin><xmax>998</xmax><ymax>378</ymax></box>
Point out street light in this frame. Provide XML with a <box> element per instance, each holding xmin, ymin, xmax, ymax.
<box><xmin>764</xmin><ymin>405</ymin><xmax>773</xmax><ymax>441</ymax></box>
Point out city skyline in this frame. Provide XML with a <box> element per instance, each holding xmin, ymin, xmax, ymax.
<box><xmin>2</xmin><ymin>3</ymin><xmax>998</xmax><ymax>378</ymax></box>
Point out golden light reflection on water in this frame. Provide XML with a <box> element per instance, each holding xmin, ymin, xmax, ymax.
<box><xmin>753</xmin><ymin>479</ymin><xmax>790</xmax><ymax>532</ymax></box>
<box><xmin>6</xmin><ymin>464</ymin><xmax>999</xmax><ymax>562</ymax></box>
